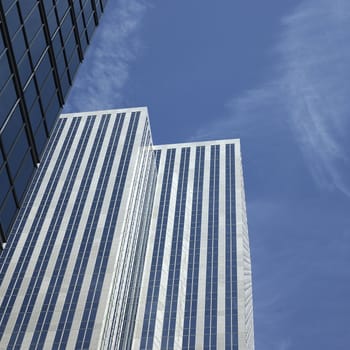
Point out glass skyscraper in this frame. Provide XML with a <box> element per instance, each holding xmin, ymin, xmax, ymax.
<box><xmin>0</xmin><ymin>108</ymin><xmax>254</xmax><ymax>349</ymax></box>
<box><xmin>0</xmin><ymin>0</ymin><xmax>108</xmax><ymax>249</ymax></box>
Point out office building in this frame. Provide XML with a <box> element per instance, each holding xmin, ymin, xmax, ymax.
<box><xmin>0</xmin><ymin>108</ymin><xmax>254</xmax><ymax>349</ymax></box>
<box><xmin>0</xmin><ymin>0</ymin><xmax>108</xmax><ymax>249</ymax></box>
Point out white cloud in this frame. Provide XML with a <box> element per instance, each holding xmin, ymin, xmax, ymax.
<box><xmin>280</xmin><ymin>0</ymin><xmax>350</xmax><ymax>195</ymax></box>
<box><xmin>194</xmin><ymin>0</ymin><xmax>350</xmax><ymax>196</ymax></box>
<box><xmin>63</xmin><ymin>0</ymin><xmax>150</xmax><ymax>112</ymax></box>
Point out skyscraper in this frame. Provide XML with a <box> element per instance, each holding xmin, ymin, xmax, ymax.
<box><xmin>0</xmin><ymin>0</ymin><xmax>108</xmax><ymax>248</ymax></box>
<box><xmin>0</xmin><ymin>108</ymin><xmax>254</xmax><ymax>349</ymax></box>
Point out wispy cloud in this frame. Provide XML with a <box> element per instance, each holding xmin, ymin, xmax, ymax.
<box><xmin>63</xmin><ymin>0</ymin><xmax>150</xmax><ymax>112</ymax></box>
<box><xmin>195</xmin><ymin>0</ymin><xmax>350</xmax><ymax>196</ymax></box>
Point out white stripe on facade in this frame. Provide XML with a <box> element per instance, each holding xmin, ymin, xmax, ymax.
<box><xmin>195</xmin><ymin>145</ymin><xmax>210</xmax><ymax>349</ymax></box>
<box><xmin>152</xmin><ymin>147</ymin><xmax>180</xmax><ymax>349</ymax></box>
<box><xmin>1</xmin><ymin>118</ymin><xmax>84</xmax><ymax>345</ymax></box>
<box><xmin>131</xmin><ymin>147</ymin><xmax>167</xmax><ymax>349</ymax></box>
<box><xmin>174</xmin><ymin>146</ymin><xmax>194</xmax><ymax>348</ymax></box>
<box><xmin>22</xmin><ymin>115</ymin><xmax>102</xmax><ymax>346</ymax></box>
<box><xmin>64</xmin><ymin>113</ymin><xmax>131</xmax><ymax>349</ymax></box>
<box><xmin>217</xmin><ymin>143</ymin><xmax>226</xmax><ymax>349</ymax></box>
<box><xmin>0</xmin><ymin>107</ymin><xmax>254</xmax><ymax>349</ymax></box>
<box><xmin>96</xmin><ymin>112</ymin><xmax>149</xmax><ymax>349</ymax></box>
<box><xmin>0</xmin><ymin>118</ymin><xmax>72</xmax><ymax>298</ymax></box>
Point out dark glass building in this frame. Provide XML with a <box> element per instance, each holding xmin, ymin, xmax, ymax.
<box><xmin>0</xmin><ymin>0</ymin><xmax>108</xmax><ymax>249</ymax></box>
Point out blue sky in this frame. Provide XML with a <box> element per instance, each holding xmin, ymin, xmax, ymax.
<box><xmin>64</xmin><ymin>1</ymin><xmax>350</xmax><ymax>349</ymax></box>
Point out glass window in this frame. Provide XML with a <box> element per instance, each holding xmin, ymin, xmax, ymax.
<box><xmin>14</xmin><ymin>151</ymin><xmax>34</xmax><ymax>202</ymax></box>
<box><xmin>55</xmin><ymin>50</ymin><xmax>67</xmax><ymax>77</ymax></box>
<box><xmin>42</xmin><ymin>0</ymin><xmax>54</xmax><ymax>14</ymax></box>
<box><xmin>35</xmin><ymin>52</ymin><xmax>51</xmax><ymax>88</ymax></box>
<box><xmin>0</xmin><ymin>192</ymin><xmax>17</xmax><ymax>233</ymax></box>
<box><xmin>6</xmin><ymin>4</ymin><xmax>21</xmax><ymax>38</ymax></box>
<box><xmin>80</xmin><ymin>32</ymin><xmax>88</xmax><ymax>52</ymax></box>
<box><xmin>40</xmin><ymin>73</ymin><xmax>56</xmax><ymax>110</ymax></box>
<box><xmin>18</xmin><ymin>0</ymin><xmax>35</xmax><ymax>20</ymax></box>
<box><xmin>83</xmin><ymin>0</ymin><xmax>93</xmax><ymax>17</ymax></box>
<box><xmin>34</xmin><ymin>121</ymin><xmax>47</xmax><ymax>154</ymax></box>
<box><xmin>0</xmin><ymin>51</ymin><xmax>12</xmax><ymax>91</ymax></box>
<box><xmin>47</xmin><ymin>8</ymin><xmax>58</xmax><ymax>36</ymax></box>
<box><xmin>56</xmin><ymin>0</ymin><xmax>69</xmax><ymax>21</ymax></box>
<box><xmin>0</xmin><ymin>30</ymin><xmax>4</xmax><ymax>52</ymax></box>
<box><xmin>29</xmin><ymin>98</ymin><xmax>43</xmax><ymax>131</ymax></box>
<box><xmin>12</xmin><ymin>29</ymin><xmax>27</xmax><ymax>62</ymax></box>
<box><xmin>2</xmin><ymin>0</ymin><xmax>15</xmax><ymax>13</ymax></box>
<box><xmin>60</xmin><ymin>12</ymin><xmax>73</xmax><ymax>40</ymax></box>
<box><xmin>76</xmin><ymin>13</ymin><xmax>85</xmax><ymax>36</ymax></box>
<box><xmin>51</xmin><ymin>31</ymin><xmax>62</xmax><ymax>57</ymax></box>
<box><xmin>68</xmin><ymin>50</ymin><xmax>79</xmax><ymax>78</ymax></box>
<box><xmin>7</xmin><ymin>130</ymin><xmax>30</xmax><ymax>177</ymax></box>
<box><xmin>0</xmin><ymin>168</ymin><xmax>11</xmax><ymax>205</ymax></box>
<box><xmin>24</xmin><ymin>6</ymin><xmax>42</xmax><ymax>42</ymax></box>
<box><xmin>60</xmin><ymin>69</ymin><xmax>70</xmax><ymax>97</ymax></box>
<box><xmin>0</xmin><ymin>79</ymin><xmax>18</xmax><ymax>127</ymax></box>
<box><xmin>18</xmin><ymin>52</ymin><xmax>32</xmax><ymax>86</ymax></box>
<box><xmin>1</xmin><ymin>105</ymin><xmax>23</xmax><ymax>153</ymax></box>
<box><xmin>24</xmin><ymin>78</ymin><xmax>38</xmax><ymax>110</ymax></box>
<box><xmin>30</xmin><ymin>27</ymin><xmax>47</xmax><ymax>65</ymax></box>
<box><xmin>73</xmin><ymin>1</ymin><xmax>81</xmax><ymax>15</ymax></box>
<box><xmin>64</xmin><ymin>30</ymin><xmax>76</xmax><ymax>58</ymax></box>
<box><xmin>86</xmin><ymin>16</ymin><xmax>95</xmax><ymax>41</ymax></box>
<box><xmin>44</xmin><ymin>94</ymin><xmax>60</xmax><ymax>131</ymax></box>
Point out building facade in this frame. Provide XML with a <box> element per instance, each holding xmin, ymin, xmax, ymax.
<box><xmin>0</xmin><ymin>0</ymin><xmax>108</xmax><ymax>248</ymax></box>
<box><xmin>0</xmin><ymin>108</ymin><xmax>254</xmax><ymax>349</ymax></box>
<box><xmin>133</xmin><ymin>140</ymin><xmax>254</xmax><ymax>350</ymax></box>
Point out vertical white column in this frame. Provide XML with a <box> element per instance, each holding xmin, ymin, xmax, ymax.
<box><xmin>195</xmin><ymin>145</ymin><xmax>210</xmax><ymax>349</ymax></box>
<box><xmin>132</xmin><ymin>148</ymin><xmax>166</xmax><ymax>349</ymax></box>
<box><xmin>152</xmin><ymin>148</ymin><xmax>180</xmax><ymax>349</ymax></box>
<box><xmin>217</xmin><ymin>143</ymin><xmax>226</xmax><ymax>349</ymax></box>
<box><xmin>174</xmin><ymin>146</ymin><xmax>194</xmax><ymax>348</ymax></box>
<box><xmin>235</xmin><ymin>140</ymin><xmax>247</xmax><ymax>350</ymax></box>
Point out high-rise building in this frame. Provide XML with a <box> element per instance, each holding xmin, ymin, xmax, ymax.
<box><xmin>0</xmin><ymin>0</ymin><xmax>108</xmax><ymax>248</ymax></box>
<box><xmin>0</xmin><ymin>108</ymin><xmax>254</xmax><ymax>349</ymax></box>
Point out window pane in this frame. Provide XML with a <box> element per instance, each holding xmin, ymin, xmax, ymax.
<box><xmin>45</xmin><ymin>94</ymin><xmax>60</xmax><ymax>131</ymax></box>
<box><xmin>0</xmin><ymin>79</ymin><xmax>18</xmax><ymax>127</ymax></box>
<box><xmin>29</xmin><ymin>98</ymin><xmax>43</xmax><ymax>131</ymax></box>
<box><xmin>14</xmin><ymin>151</ymin><xmax>35</xmax><ymax>202</ymax></box>
<box><xmin>34</xmin><ymin>121</ymin><xmax>48</xmax><ymax>154</ymax></box>
<box><xmin>18</xmin><ymin>52</ymin><xmax>32</xmax><ymax>86</ymax></box>
<box><xmin>1</xmin><ymin>105</ymin><xmax>23</xmax><ymax>153</ymax></box>
<box><xmin>0</xmin><ymin>168</ymin><xmax>11</xmax><ymax>205</ymax></box>
<box><xmin>7</xmin><ymin>132</ymin><xmax>30</xmax><ymax>177</ymax></box>
<box><xmin>24</xmin><ymin>78</ymin><xmax>38</xmax><ymax>110</ymax></box>
<box><xmin>68</xmin><ymin>50</ymin><xmax>79</xmax><ymax>78</ymax></box>
<box><xmin>6</xmin><ymin>5</ymin><xmax>21</xmax><ymax>38</ymax></box>
<box><xmin>0</xmin><ymin>192</ymin><xmax>17</xmax><ymax>234</ymax></box>
<box><xmin>56</xmin><ymin>0</ymin><xmax>69</xmax><ymax>21</ymax></box>
<box><xmin>30</xmin><ymin>29</ymin><xmax>47</xmax><ymax>65</ymax></box>
<box><xmin>47</xmin><ymin>8</ymin><xmax>58</xmax><ymax>36</ymax></box>
<box><xmin>40</xmin><ymin>73</ymin><xmax>56</xmax><ymax>110</ymax></box>
<box><xmin>24</xmin><ymin>6</ymin><xmax>42</xmax><ymax>42</ymax></box>
<box><xmin>0</xmin><ymin>51</ymin><xmax>12</xmax><ymax>91</ymax></box>
<box><xmin>18</xmin><ymin>0</ymin><xmax>35</xmax><ymax>20</ymax></box>
<box><xmin>12</xmin><ymin>30</ymin><xmax>27</xmax><ymax>62</ymax></box>
<box><xmin>35</xmin><ymin>52</ymin><xmax>51</xmax><ymax>88</ymax></box>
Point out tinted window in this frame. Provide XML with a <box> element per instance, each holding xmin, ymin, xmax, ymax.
<box><xmin>0</xmin><ymin>79</ymin><xmax>17</xmax><ymax>126</ymax></box>
<box><xmin>0</xmin><ymin>52</ymin><xmax>12</xmax><ymax>91</ymax></box>
<box><xmin>24</xmin><ymin>6</ymin><xmax>42</xmax><ymax>42</ymax></box>
<box><xmin>1</xmin><ymin>105</ymin><xmax>23</xmax><ymax>153</ymax></box>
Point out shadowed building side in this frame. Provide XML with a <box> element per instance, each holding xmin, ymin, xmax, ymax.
<box><xmin>0</xmin><ymin>0</ymin><xmax>108</xmax><ymax>250</ymax></box>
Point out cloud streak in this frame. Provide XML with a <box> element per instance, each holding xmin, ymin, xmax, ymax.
<box><xmin>63</xmin><ymin>0</ymin><xmax>150</xmax><ymax>112</ymax></box>
<box><xmin>195</xmin><ymin>0</ymin><xmax>350</xmax><ymax>196</ymax></box>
